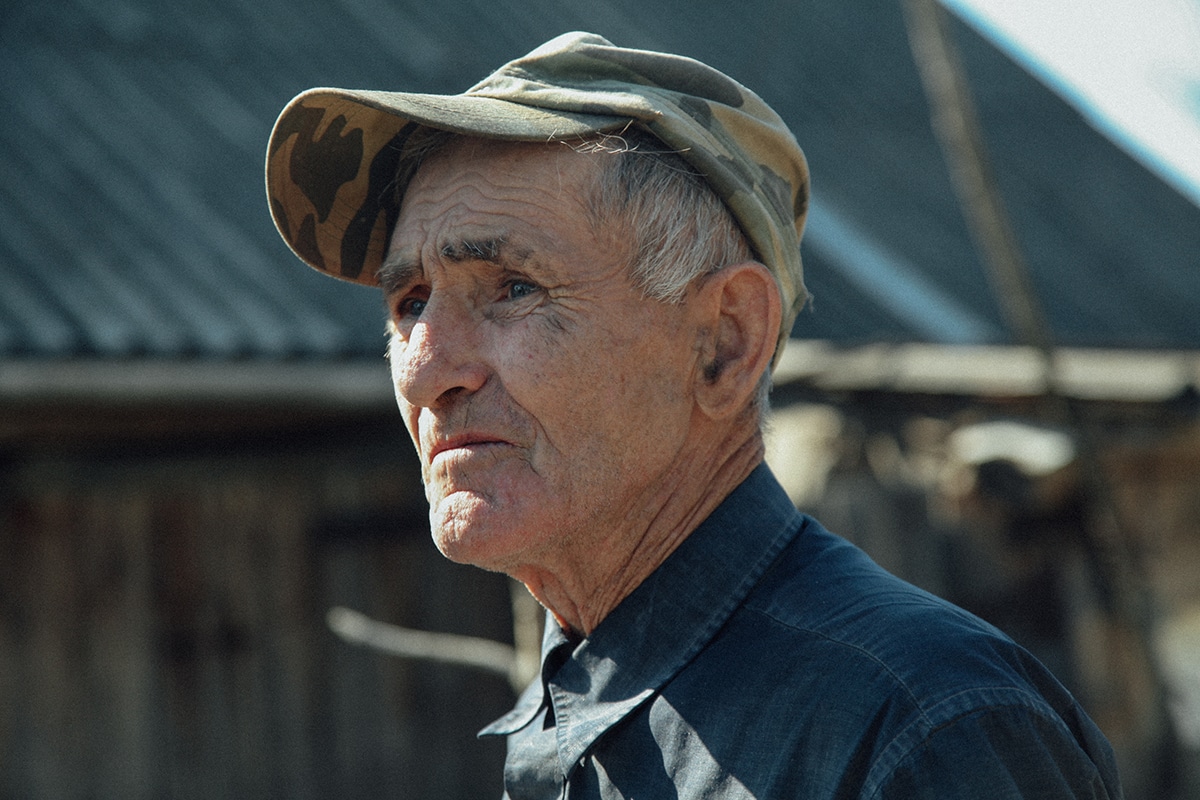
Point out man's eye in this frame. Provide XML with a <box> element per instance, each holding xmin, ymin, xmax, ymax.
<box><xmin>395</xmin><ymin>296</ymin><xmax>427</xmax><ymax>319</ymax></box>
<box><xmin>505</xmin><ymin>280</ymin><xmax>539</xmax><ymax>301</ymax></box>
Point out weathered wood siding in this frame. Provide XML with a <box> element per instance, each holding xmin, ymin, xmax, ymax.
<box><xmin>0</xmin><ymin>425</ymin><xmax>514</xmax><ymax>799</ymax></box>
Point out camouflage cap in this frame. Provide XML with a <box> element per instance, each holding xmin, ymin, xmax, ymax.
<box><xmin>265</xmin><ymin>31</ymin><xmax>809</xmax><ymax>362</ymax></box>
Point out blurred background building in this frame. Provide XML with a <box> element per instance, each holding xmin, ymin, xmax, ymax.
<box><xmin>1</xmin><ymin>0</ymin><xmax>1198</xmax><ymax>797</ymax></box>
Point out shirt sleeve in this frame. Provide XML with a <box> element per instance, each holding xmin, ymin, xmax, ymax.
<box><xmin>869</xmin><ymin>701</ymin><xmax>1123</xmax><ymax>800</ymax></box>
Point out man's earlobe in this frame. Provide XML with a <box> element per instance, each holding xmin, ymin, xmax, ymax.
<box><xmin>694</xmin><ymin>262</ymin><xmax>781</xmax><ymax>419</ymax></box>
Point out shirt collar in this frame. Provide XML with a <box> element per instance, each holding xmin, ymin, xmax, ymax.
<box><xmin>480</xmin><ymin>463</ymin><xmax>805</xmax><ymax>773</ymax></box>
<box><xmin>477</xmin><ymin>615</ymin><xmax>579</xmax><ymax>736</ymax></box>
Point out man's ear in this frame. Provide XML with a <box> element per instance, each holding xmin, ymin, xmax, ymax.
<box><xmin>692</xmin><ymin>261</ymin><xmax>782</xmax><ymax>420</ymax></box>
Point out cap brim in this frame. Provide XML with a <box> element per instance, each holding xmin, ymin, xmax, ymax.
<box><xmin>265</xmin><ymin>88</ymin><xmax>630</xmax><ymax>285</ymax></box>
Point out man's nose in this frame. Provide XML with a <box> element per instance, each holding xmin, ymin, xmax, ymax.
<box><xmin>390</xmin><ymin>299</ymin><xmax>489</xmax><ymax>408</ymax></box>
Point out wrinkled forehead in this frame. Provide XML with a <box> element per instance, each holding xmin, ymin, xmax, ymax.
<box><xmin>398</xmin><ymin>137</ymin><xmax>611</xmax><ymax>226</ymax></box>
<box><xmin>398</xmin><ymin>134</ymin><xmax>611</xmax><ymax>208</ymax></box>
<box><xmin>385</xmin><ymin>138</ymin><xmax>625</xmax><ymax>280</ymax></box>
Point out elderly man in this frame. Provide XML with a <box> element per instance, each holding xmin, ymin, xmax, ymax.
<box><xmin>266</xmin><ymin>32</ymin><xmax>1122</xmax><ymax>799</ymax></box>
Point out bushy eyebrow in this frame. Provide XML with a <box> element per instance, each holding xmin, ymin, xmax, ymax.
<box><xmin>441</xmin><ymin>237</ymin><xmax>507</xmax><ymax>264</ymax></box>
<box><xmin>378</xmin><ymin>235</ymin><xmax>535</xmax><ymax>296</ymax></box>
<box><xmin>377</xmin><ymin>255</ymin><xmax>422</xmax><ymax>297</ymax></box>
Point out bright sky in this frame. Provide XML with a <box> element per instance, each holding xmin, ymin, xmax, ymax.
<box><xmin>942</xmin><ymin>0</ymin><xmax>1200</xmax><ymax>209</ymax></box>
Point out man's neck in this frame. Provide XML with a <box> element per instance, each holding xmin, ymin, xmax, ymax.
<box><xmin>512</xmin><ymin>419</ymin><xmax>766</xmax><ymax>635</ymax></box>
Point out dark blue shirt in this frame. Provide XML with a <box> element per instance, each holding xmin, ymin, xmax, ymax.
<box><xmin>481</xmin><ymin>464</ymin><xmax>1123</xmax><ymax>798</ymax></box>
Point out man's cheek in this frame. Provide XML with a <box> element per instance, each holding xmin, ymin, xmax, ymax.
<box><xmin>395</xmin><ymin>402</ymin><xmax>421</xmax><ymax>447</ymax></box>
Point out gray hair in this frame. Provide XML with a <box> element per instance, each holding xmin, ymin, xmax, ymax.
<box><xmin>571</xmin><ymin>128</ymin><xmax>771</xmax><ymax>415</ymax></box>
<box><xmin>573</xmin><ymin>128</ymin><xmax>751</xmax><ymax>300</ymax></box>
<box><xmin>390</xmin><ymin>126</ymin><xmax>772</xmax><ymax>416</ymax></box>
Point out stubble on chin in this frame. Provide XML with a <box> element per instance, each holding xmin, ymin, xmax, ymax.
<box><xmin>425</xmin><ymin>486</ymin><xmax>515</xmax><ymax>569</ymax></box>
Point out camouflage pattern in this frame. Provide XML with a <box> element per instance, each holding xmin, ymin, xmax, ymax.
<box><xmin>266</xmin><ymin>31</ymin><xmax>809</xmax><ymax>363</ymax></box>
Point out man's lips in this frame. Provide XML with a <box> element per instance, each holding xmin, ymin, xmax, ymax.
<box><xmin>427</xmin><ymin>434</ymin><xmax>514</xmax><ymax>463</ymax></box>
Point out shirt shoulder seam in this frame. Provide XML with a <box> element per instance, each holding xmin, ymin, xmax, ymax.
<box><xmin>741</xmin><ymin>605</ymin><xmax>935</xmax><ymax>726</ymax></box>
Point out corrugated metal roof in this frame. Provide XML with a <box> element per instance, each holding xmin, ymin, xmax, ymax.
<box><xmin>1</xmin><ymin>1</ymin><xmax>1197</xmax><ymax>362</ymax></box>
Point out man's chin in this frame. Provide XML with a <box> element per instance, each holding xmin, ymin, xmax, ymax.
<box><xmin>431</xmin><ymin>531</ymin><xmax>525</xmax><ymax>574</ymax></box>
<box><xmin>428</xmin><ymin>495</ymin><xmax>533</xmax><ymax>572</ymax></box>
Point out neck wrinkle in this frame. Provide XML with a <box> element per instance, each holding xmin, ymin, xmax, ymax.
<box><xmin>519</xmin><ymin>420</ymin><xmax>765</xmax><ymax>636</ymax></box>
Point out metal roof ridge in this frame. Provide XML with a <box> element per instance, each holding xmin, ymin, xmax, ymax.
<box><xmin>774</xmin><ymin>341</ymin><xmax>1200</xmax><ymax>401</ymax></box>
<box><xmin>0</xmin><ymin>358</ymin><xmax>394</xmax><ymax>407</ymax></box>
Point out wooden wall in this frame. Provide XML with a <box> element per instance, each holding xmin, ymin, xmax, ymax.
<box><xmin>0</xmin><ymin>411</ymin><xmax>515</xmax><ymax>799</ymax></box>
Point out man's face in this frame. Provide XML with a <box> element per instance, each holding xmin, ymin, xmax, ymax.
<box><xmin>383</xmin><ymin>139</ymin><xmax>703</xmax><ymax>575</ymax></box>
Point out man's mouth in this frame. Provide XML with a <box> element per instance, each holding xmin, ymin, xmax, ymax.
<box><xmin>428</xmin><ymin>434</ymin><xmax>512</xmax><ymax>463</ymax></box>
